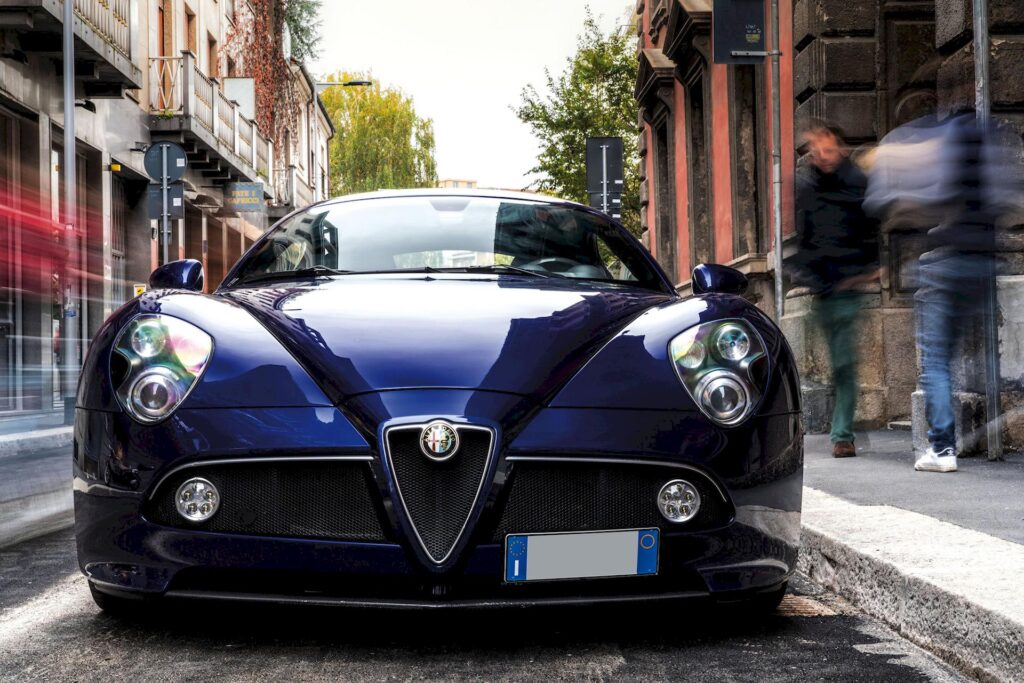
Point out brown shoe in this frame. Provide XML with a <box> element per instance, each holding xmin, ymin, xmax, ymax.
<box><xmin>832</xmin><ymin>441</ymin><xmax>856</xmax><ymax>458</ymax></box>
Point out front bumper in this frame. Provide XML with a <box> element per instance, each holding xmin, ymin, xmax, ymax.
<box><xmin>75</xmin><ymin>405</ymin><xmax>802</xmax><ymax>607</ymax></box>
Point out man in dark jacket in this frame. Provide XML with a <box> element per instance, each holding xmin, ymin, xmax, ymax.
<box><xmin>791</xmin><ymin>124</ymin><xmax>880</xmax><ymax>458</ymax></box>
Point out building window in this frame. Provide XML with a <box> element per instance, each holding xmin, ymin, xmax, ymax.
<box><xmin>185</xmin><ymin>8</ymin><xmax>197</xmax><ymax>55</ymax></box>
<box><xmin>685</xmin><ymin>71</ymin><xmax>713</xmax><ymax>271</ymax></box>
<box><xmin>208</xmin><ymin>35</ymin><xmax>219</xmax><ymax>78</ymax></box>
<box><xmin>652</xmin><ymin>115</ymin><xmax>677</xmax><ymax>283</ymax></box>
<box><xmin>729</xmin><ymin>64</ymin><xmax>764</xmax><ymax>257</ymax></box>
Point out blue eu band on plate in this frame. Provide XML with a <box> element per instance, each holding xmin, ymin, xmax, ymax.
<box><xmin>505</xmin><ymin>529</ymin><xmax>659</xmax><ymax>583</ymax></box>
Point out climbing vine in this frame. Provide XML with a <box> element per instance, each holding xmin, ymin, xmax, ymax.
<box><xmin>224</xmin><ymin>0</ymin><xmax>302</xmax><ymax>185</ymax></box>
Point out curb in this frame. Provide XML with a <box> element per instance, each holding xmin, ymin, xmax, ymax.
<box><xmin>799</xmin><ymin>488</ymin><xmax>1024</xmax><ymax>683</ymax></box>
<box><xmin>0</xmin><ymin>426</ymin><xmax>73</xmax><ymax>457</ymax></box>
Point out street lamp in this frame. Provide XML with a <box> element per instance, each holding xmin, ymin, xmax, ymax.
<box><xmin>315</xmin><ymin>80</ymin><xmax>373</xmax><ymax>94</ymax></box>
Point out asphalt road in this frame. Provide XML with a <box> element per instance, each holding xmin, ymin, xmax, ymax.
<box><xmin>0</xmin><ymin>529</ymin><xmax>967</xmax><ymax>683</ymax></box>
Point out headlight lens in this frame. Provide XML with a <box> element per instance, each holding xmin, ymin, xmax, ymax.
<box><xmin>669</xmin><ymin>320</ymin><xmax>766</xmax><ymax>426</ymax></box>
<box><xmin>714</xmin><ymin>324</ymin><xmax>750</xmax><ymax>362</ymax></box>
<box><xmin>112</xmin><ymin>315</ymin><xmax>213</xmax><ymax>423</ymax></box>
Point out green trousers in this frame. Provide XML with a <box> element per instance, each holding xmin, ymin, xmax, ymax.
<box><xmin>812</xmin><ymin>293</ymin><xmax>864</xmax><ymax>444</ymax></box>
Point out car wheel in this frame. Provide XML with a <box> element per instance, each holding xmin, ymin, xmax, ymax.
<box><xmin>89</xmin><ymin>583</ymin><xmax>152</xmax><ymax>617</ymax></box>
<box><xmin>746</xmin><ymin>581</ymin><xmax>788</xmax><ymax>613</ymax></box>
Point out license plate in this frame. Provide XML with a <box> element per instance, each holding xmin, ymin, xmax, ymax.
<box><xmin>504</xmin><ymin>528</ymin><xmax>659</xmax><ymax>583</ymax></box>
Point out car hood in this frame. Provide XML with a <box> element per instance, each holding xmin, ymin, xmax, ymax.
<box><xmin>222</xmin><ymin>275</ymin><xmax>671</xmax><ymax>404</ymax></box>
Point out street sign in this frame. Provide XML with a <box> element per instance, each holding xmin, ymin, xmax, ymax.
<box><xmin>143</xmin><ymin>141</ymin><xmax>189</xmax><ymax>266</ymax></box>
<box><xmin>713</xmin><ymin>0</ymin><xmax>766</xmax><ymax>64</ymax></box>
<box><xmin>586</xmin><ymin>137</ymin><xmax>624</xmax><ymax>219</ymax></box>
<box><xmin>143</xmin><ymin>141</ymin><xmax>188</xmax><ymax>182</ymax></box>
<box><xmin>224</xmin><ymin>182</ymin><xmax>265</xmax><ymax>213</ymax></box>
<box><xmin>146</xmin><ymin>183</ymin><xmax>184</xmax><ymax>220</ymax></box>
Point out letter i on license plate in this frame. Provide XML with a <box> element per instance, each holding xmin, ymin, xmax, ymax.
<box><xmin>504</xmin><ymin>528</ymin><xmax>659</xmax><ymax>582</ymax></box>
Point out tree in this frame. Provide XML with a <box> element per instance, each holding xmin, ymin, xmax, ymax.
<box><xmin>284</xmin><ymin>0</ymin><xmax>322</xmax><ymax>63</ymax></box>
<box><xmin>320</xmin><ymin>73</ymin><xmax>438</xmax><ymax>194</ymax></box>
<box><xmin>515</xmin><ymin>10</ymin><xmax>641</xmax><ymax>235</ymax></box>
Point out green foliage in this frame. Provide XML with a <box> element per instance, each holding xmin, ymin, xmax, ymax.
<box><xmin>320</xmin><ymin>73</ymin><xmax>438</xmax><ymax>195</ymax></box>
<box><xmin>515</xmin><ymin>9</ymin><xmax>641</xmax><ymax>235</ymax></box>
<box><xmin>284</xmin><ymin>0</ymin><xmax>322</xmax><ymax>63</ymax></box>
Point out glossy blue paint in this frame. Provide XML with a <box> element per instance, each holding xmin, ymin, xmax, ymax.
<box><xmin>222</xmin><ymin>276</ymin><xmax>671</xmax><ymax>404</ymax></box>
<box><xmin>691</xmin><ymin>263</ymin><xmax>749</xmax><ymax>295</ymax></box>
<box><xmin>149</xmin><ymin>258</ymin><xmax>205</xmax><ymax>291</ymax></box>
<box><xmin>74</xmin><ymin>190</ymin><xmax>802</xmax><ymax>608</ymax></box>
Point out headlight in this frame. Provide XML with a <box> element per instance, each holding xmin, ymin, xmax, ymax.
<box><xmin>669</xmin><ymin>320</ymin><xmax>766</xmax><ymax>426</ymax></box>
<box><xmin>112</xmin><ymin>315</ymin><xmax>213</xmax><ymax>424</ymax></box>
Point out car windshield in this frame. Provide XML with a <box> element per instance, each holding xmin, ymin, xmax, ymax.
<box><xmin>227</xmin><ymin>196</ymin><xmax>665</xmax><ymax>290</ymax></box>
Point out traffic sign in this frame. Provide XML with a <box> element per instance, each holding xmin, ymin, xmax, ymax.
<box><xmin>146</xmin><ymin>183</ymin><xmax>184</xmax><ymax>219</ymax></box>
<box><xmin>143</xmin><ymin>141</ymin><xmax>188</xmax><ymax>182</ymax></box>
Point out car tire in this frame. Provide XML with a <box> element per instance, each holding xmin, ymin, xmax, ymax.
<box><xmin>89</xmin><ymin>583</ymin><xmax>151</xmax><ymax>617</ymax></box>
<box><xmin>746</xmin><ymin>581</ymin><xmax>788</xmax><ymax>613</ymax></box>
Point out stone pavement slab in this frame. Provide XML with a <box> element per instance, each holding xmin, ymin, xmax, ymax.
<box><xmin>803</xmin><ymin>431</ymin><xmax>1024</xmax><ymax>544</ymax></box>
<box><xmin>800</xmin><ymin>487</ymin><xmax>1024</xmax><ymax>682</ymax></box>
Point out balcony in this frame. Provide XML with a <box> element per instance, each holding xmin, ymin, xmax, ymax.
<box><xmin>149</xmin><ymin>51</ymin><xmax>273</xmax><ymax>195</ymax></box>
<box><xmin>0</xmin><ymin>0</ymin><xmax>142</xmax><ymax>95</ymax></box>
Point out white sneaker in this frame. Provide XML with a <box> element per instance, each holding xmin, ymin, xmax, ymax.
<box><xmin>914</xmin><ymin>447</ymin><xmax>957</xmax><ymax>472</ymax></box>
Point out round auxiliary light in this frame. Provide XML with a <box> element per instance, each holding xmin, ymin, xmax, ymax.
<box><xmin>657</xmin><ymin>479</ymin><xmax>701</xmax><ymax>523</ymax></box>
<box><xmin>175</xmin><ymin>477</ymin><xmax>220</xmax><ymax>522</ymax></box>
<box><xmin>696</xmin><ymin>370</ymin><xmax>749</xmax><ymax>424</ymax></box>
<box><xmin>128</xmin><ymin>368</ymin><xmax>181</xmax><ymax>422</ymax></box>
<box><xmin>715</xmin><ymin>324</ymin><xmax>751</xmax><ymax>362</ymax></box>
<box><xmin>130</xmin><ymin>319</ymin><xmax>167</xmax><ymax>358</ymax></box>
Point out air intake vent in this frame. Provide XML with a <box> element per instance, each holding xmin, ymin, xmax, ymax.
<box><xmin>385</xmin><ymin>424</ymin><xmax>494</xmax><ymax>564</ymax></box>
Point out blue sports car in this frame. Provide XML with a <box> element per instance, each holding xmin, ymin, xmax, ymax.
<box><xmin>75</xmin><ymin>189</ymin><xmax>802</xmax><ymax>612</ymax></box>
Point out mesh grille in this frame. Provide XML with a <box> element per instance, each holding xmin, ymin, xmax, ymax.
<box><xmin>387</xmin><ymin>427</ymin><xmax>492</xmax><ymax>563</ymax></box>
<box><xmin>492</xmin><ymin>461</ymin><xmax>731</xmax><ymax>541</ymax></box>
<box><xmin>146</xmin><ymin>460</ymin><xmax>387</xmax><ymax>542</ymax></box>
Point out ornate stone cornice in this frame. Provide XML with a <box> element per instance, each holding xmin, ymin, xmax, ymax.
<box><xmin>664</xmin><ymin>0</ymin><xmax>712</xmax><ymax>66</ymax></box>
<box><xmin>635</xmin><ymin>48</ymin><xmax>677</xmax><ymax>121</ymax></box>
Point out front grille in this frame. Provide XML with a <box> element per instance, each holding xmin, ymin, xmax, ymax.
<box><xmin>492</xmin><ymin>461</ymin><xmax>732</xmax><ymax>541</ymax></box>
<box><xmin>386</xmin><ymin>426</ymin><xmax>493</xmax><ymax>563</ymax></box>
<box><xmin>146</xmin><ymin>460</ymin><xmax>387</xmax><ymax>542</ymax></box>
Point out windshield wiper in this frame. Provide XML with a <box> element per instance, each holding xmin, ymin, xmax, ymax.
<box><xmin>234</xmin><ymin>265</ymin><xmax>352</xmax><ymax>286</ymax></box>
<box><xmin>431</xmin><ymin>265</ymin><xmax>556</xmax><ymax>278</ymax></box>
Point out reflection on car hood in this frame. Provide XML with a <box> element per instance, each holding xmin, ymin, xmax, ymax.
<box><xmin>222</xmin><ymin>275</ymin><xmax>671</xmax><ymax>404</ymax></box>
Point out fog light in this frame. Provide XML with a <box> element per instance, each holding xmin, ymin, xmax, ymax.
<box><xmin>175</xmin><ymin>478</ymin><xmax>219</xmax><ymax>522</ymax></box>
<box><xmin>657</xmin><ymin>479</ymin><xmax>701</xmax><ymax>523</ymax></box>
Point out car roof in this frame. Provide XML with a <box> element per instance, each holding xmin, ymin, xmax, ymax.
<box><xmin>314</xmin><ymin>188</ymin><xmax>588</xmax><ymax>208</ymax></box>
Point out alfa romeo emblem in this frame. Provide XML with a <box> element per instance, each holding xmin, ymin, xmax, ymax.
<box><xmin>420</xmin><ymin>421</ymin><xmax>459</xmax><ymax>461</ymax></box>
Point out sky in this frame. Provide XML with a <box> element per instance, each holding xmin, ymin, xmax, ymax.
<box><xmin>309</xmin><ymin>0</ymin><xmax>635</xmax><ymax>190</ymax></box>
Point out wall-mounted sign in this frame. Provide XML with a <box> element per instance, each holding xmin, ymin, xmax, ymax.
<box><xmin>224</xmin><ymin>182</ymin><xmax>265</xmax><ymax>213</ymax></box>
<box><xmin>713</xmin><ymin>0</ymin><xmax>767</xmax><ymax>65</ymax></box>
<box><xmin>133</xmin><ymin>283</ymin><xmax>148</xmax><ymax>297</ymax></box>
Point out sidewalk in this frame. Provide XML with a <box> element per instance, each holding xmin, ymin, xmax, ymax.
<box><xmin>801</xmin><ymin>430</ymin><xmax>1024</xmax><ymax>682</ymax></box>
<box><xmin>0</xmin><ymin>429</ymin><xmax>73</xmax><ymax>549</ymax></box>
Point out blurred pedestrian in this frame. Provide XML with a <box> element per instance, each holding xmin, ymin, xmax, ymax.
<box><xmin>867</xmin><ymin>112</ymin><xmax>1023</xmax><ymax>472</ymax></box>
<box><xmin>792</xmin><ymin>123</ymin><xmax>881</xmax><ymax>458</ymax></box>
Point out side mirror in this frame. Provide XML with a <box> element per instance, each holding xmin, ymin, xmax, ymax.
<box><xmin>691</xmin><ymin>263</ymin><xmax>747</xmax><ymax>295</ymax></box>
<box><xmin>149</xmin><ymin>259</ymin><xmax>204</xmax><ymax>292</ymax></box>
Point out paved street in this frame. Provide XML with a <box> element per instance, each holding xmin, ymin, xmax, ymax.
<box><xmin>0</xmin><ymin>529</ymin><xmax>965</xmax><ymax>683</ymax></box>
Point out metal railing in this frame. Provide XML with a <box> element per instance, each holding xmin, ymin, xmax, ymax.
<box><xmin>72</xmin><ymin>0</ymin><xmax>132</xmax><ymax>59</ymax></box>
<box><xmin>147</xmin><ymin>51</ymin><xmax>274</xmax><ymax>188</ymax></box>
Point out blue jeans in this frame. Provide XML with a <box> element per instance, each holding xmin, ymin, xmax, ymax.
<box><xmin>914</xmin><ymin>252</ymin><xmax>993</xmax><ymax>452</ymax></box>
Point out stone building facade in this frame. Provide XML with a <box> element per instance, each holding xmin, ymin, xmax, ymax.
<box><xmin>0</xmin><ymin>0</ymin><xmax>331</xmax><ymax>432</ymax></box>
<box><xmin>635</xmin><ymin>0</ymin><xmax>1024</xmax><ymax>450</ymax></box>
